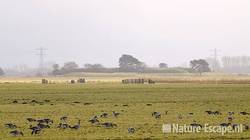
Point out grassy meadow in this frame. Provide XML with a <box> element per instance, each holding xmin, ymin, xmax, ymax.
<box><xmin>0</xmin><ymin>74</ymin><xmax>250</xmax><ymax>139</ymax></box>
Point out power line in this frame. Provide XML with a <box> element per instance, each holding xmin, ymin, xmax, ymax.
<box><xmin>36</xmin><ymin>47</ymin><xmax>47</xmax><ymax>76</ymax></box>
<box><xmin>210</xmin><ymin>48</ymin><xmax>219</xmax><ymax>72</ymax></box>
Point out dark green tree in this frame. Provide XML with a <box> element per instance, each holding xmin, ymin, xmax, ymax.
<box><xmin>52</xmin><ymin>64</ymin><xmax>60</xmax><ymax>75</ymax></box>
<box><xmin>190</xmin><ymin>59</ymin><xmax>211</xmax><ymax>75</ymax></box>
<box><xmin>119</xmin><ymin>54</ymin><xmax>146</xmax><ymax>72</ymax></box>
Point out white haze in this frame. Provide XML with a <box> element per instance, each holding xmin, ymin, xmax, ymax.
<box><xmin>0</xmin><ymin>0</ymin><xmax>249</xmax><ymax>68</ymax></box>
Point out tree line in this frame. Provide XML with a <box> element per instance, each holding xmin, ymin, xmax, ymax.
<box><xmin>3</xmin><ymin>54</ymin><xmax>250</xmax><ymax>76</ymax></box>
<box><xmin>50</xmin><ymin>54</ymin><xmax>210</xmax><ymax>76</ymax></box>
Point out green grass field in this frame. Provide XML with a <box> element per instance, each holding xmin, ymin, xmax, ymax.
<box><xmin>0</xmin><ymin>82</ymin><xmax>250</xmax><ymax>139</ymax></box>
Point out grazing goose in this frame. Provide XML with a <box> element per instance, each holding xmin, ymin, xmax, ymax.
<box><xmin>155</xmin><ymin>113</ymin><xmax>161</xmax><ymax>119</ymax></box>
<box><xmin>44</xmin><ymin>119</ymin><xmax>54</xmax><ymax>124</ymax></box>
<box><xmin>37</xmin><ymin>123</ymin><xmax>50</xmax><ymax>129</ymax></box>
<box><xmin>30</xmin><ymin>125</ymin><xmax>42</xmax><ymax>135</ymax></box>
<box><xmin>220</xmin><ymin>123</ymin><xmax>231</xmax><ymax>127</ymax></box>
<box><xmin>244</xmin><ymin>124</ymin><xmax>250</xmax><ymax>131</ymax></box>
<box><xmin>228</xmin><ymin>111</ymin><xmax>235</xmax><ymax>116</ymax></box>
<box><xmin>88</xmin><ymin>119</ymin><xmax>99</xmax><ymax>124</ymax></box>
<box><xmin>12</xmin><ymin>100</ymin><xmax>18</xmax><ymax>104</ymax></box>
<box><xmin>44</xmin><ymin>119</ymin><xmax>53</xmax><ymax>124</ymax></box>
<box><xmin>88</xmin><ymin>116</ymin><xmax>100</xmax><ymax>124</ymax></box>
<box><xmin>152</xmin><ymin>112</ymin><xmax>158</xmax><ymax>117</ymax></box>
<box><xmin>60</xmin><ymin>116</ymin><xmax>68</xmax><ymax>122</ymax></box>
<box><xmin>102</xmin><ymin>122</ymin><xmax>117</xmax><ymax>128</ymax></box>
<box><xmin>205</xmin><ymin>111</ymin><xmax>213</xmax><ymax>115</ymax></box>
<box><xmin>100</xmin><ymin>113</ymin><xmax>108</xmax><ymax>118</ymax></box>
<box><xmin>190</xmin><ymin>121</ymin><xmax>202</xmax><ymax>128</ymax></box>
<box><xmin>36</xmin><ymin>118</ymin><xmax>53</xmax><ymax>124</ymax></box>
<box><xmin>31</xmin><ymin>128</ymin><xmax>42</xmax><ymax>135</ymax></box>
<box><xmin>214</xmin><ymin>111</ymin><xmax>222</xmax><ymax>115</ymax></box>
<box><xmin>37</xmin><ymin>119</ymin><xmax>47</xmax><ymax>124</ymax></box>
<box><xmin>228</xmin><ymin>116</ymin><xmax>233</xmax><ymax>122</ymax></box>
<box><xmin>9</xmin><ymin>130</ymin><xmax>23</xmax><ymax>136</ymax></box>
<box><xmin>27</xmin><ymin>118</ymin><xmax>36</xmax><ymax>122</ymax></box>
<box><xmin>152</xmin><ymin>112</ymin><xmax>161</xmax><ymax>119</ymax></box>
<box><xmin>189</xmin><ymin>113</ymin><xmax>194</xmax><ymax>115</ymax></box>
<box><xmin>128</xmin><ymin>127</ymin><xmax>136</xmax><ymax>133</ymax></box>
<box><xmin>70</xmin><ymin>120</ymin><xmax>81</xmax><ymax>130</ymax></box>
<box><xmin>232</xmin><ymin>124</ymin><xmax>240</xmax><ymax>130</ymax></box>
<box><xmin>30</xmin><ymin>125</ymin><xmax>40</xmax><ymax>131</ymax></box>
<box><xmin>58</xmin><ymin>123</ymin><xmax>69</xmax><ymax>129</ymax></box>
<box><xmin>240</xmin><ymin>112</ymin><xmax>250</xmax><ymax>116</ymax></box>
<box><xmin>113</xmin><ymin>111</ymin><xmax>120</xmax><ymax>117</ymax></box>
<box><xmin>5</xmin><ymin>123</ymin><xmax>17</xmax><ymax>129</ymax></box>
<box><xmin>178</xmin><ymin>114</ymin><xmax>183</xmax><ymax>120</ymax></box>
<box><xmin>205</xmin><ymin>111</ymin><xmax>222</xmax><ymax>115</ymax></box>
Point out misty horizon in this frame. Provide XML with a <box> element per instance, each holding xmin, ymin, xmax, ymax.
<box><xmin>0</xmin><ymin>0</ymin><xmax>250</xmax><ymax>68</ymax></box>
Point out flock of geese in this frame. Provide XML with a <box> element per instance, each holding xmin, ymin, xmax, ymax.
<box><xmin>4</xmin><ymin>110</ymin><xmax>250</xmax><ymax>137</ymax></box>
<box><xmin>5</xmin><ymin>111</ymin><xmax>137</xmax><ymax>137</ymax></box>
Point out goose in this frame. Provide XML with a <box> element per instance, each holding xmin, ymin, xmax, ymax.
<box><xmin>228</xmin><ymin>116</ymin><xmax>233</xmax><ymax>122</ymax></box>
<box><xmin>205</xmin><ymin>111</ymin><xmax>213</xmax><ymax>115</ymax></box>
<box><xmin>44</xmin><ymin>119</ymin><xmax>53</xmax><ymax>124</ymax></box>
<box><xmin>60</xmin><ymin>116</ymin><xmax>68</xmax><ymax>122</ymax></box>
<box><xmin>155</xmin><ymin>113</ymin><xmax>161</xmax><ymax>119</ymax></box>
<box><xmin>232</xmin><ymin>124</ymin><xmax>240</xmax><ymax>130</ymax></box>
<box><xmin>112</xmin><ymin>111</ymin><xmax>120</xmax><ymax>117</ymax></box>
<box><xmin>189</xmin><ymin>113</ymin><xmax>194</xmax><ymax>115</ymax></box>
<box><xmin>228</xmin><ymin>111</ymin><xmax>235</xmax><ymax>116</ymax></box>
<box><xmin>220</xmin><ymin>123</ymin><xmax>231</xmax><ymax>127</ymax></box>
<box><xmin>240</xmin><ymin>112</ymin><xmax>250</xmax><ymax>116</ymax></box>
<box><xmin>214</xmin><ymin>111</ymin><xmax>222</xmax><ymax>115</ymax></box>
<box><xmin>12</xmin><ymin>100</ymin><xmax>18</xmax><ymax>104</ymax></box>
<box><xmin>102</xmin><ymin>122</ymin><xmax>117</xmax><ymax>128</ymax></box>
<box><xmin>36</xmin><ymin>119</ymin><xmax>53</xmax><ymax>124</ymax></box>
<box><xmin>190</xmin><ymin>121</ymin><xmax>202</xmax><ymax>128</ymax></box>
<box><xmin>70</xmin><ymin>120</ymin><xmax>81</xmax><ymax>130</ymax></box>
<box><xmin>128</xmin><ymin>127</ymin><xmax>136</xmax><ymax>133</ymax></box>
<box><xmin>152</xmin><ymin>112</ymin><xmax>159</xmax><ymax>117</ymax></box>
<box><xmin>152</xmin><ymin>112</ymin><xmax>161</xmax><ymax>119</ymax></box>
<box><xmin>88</xmin><ymin>119</ymin><xmax>99</xmax><ymax>124</ymax></box>
<box><xmin>206</xmin><ymin>111</ymin><xmax>222</xmax><ymax>115</ymax></box>
<box><xmin>37</xmin><ymin>123</ymin><xmax>50</xmax><ymax>129</ymax></box>
<box><xmin>30</xmin><ymin>125</ymin><xmax>40</xmax><ymax>131</ymax></box>
<box><xmin>37</xmin><ymin>119</ymin><xmax>47</xmax><ymax>124</ymax></box>
<box><xmin>9</xmin><ymin>130</ymin><xmax>23</xmax><ymax>136</ymax></box>
<box><xmin>58</xmin><ymin>123</ymin><xmax>69</xmax><ymax>129</ymax></box>
<box><xmin>5</xmin><ymin>123</ymin><xmax>17</xmax><ymax>129</ymax></box>
<box><xmin>27</xmin><ymin>118</ymin><xmax>36</xmax><ymax>122</ymax></box>
<box><xmin>88</xmin><ymin>116</ymin><xmax>100</xmax><ymax>124</ymax></box>
<box><xmin>244</xmin><ymin>124</ymin><xmax>250</xmax><ymax>130</ymax></box>
<box><xmin>178</xmin><ymin>114</ymin><xmax>183</xmax><ymax>120</ymax></box>
<box><xmin>100</xmin><ymin>113</ymin><xmax>108</xmax><ymax>118</ymax></box>
<box><xmin>31</xmin><ymin>128</ymin><xmax>42</xmax><ymax>135</ymax></box>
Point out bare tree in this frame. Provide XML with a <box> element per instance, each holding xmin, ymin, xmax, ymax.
<box><xmin>222</xmin><ymin>56</ymin><xmax>250</xmax><ymax>73</ymax></box>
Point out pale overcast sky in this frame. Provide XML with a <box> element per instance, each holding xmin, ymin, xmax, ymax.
<box><xmin>0</xmin><ymin>0</ymin><xmax>249</xmax><ymax>68</ymax></box>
